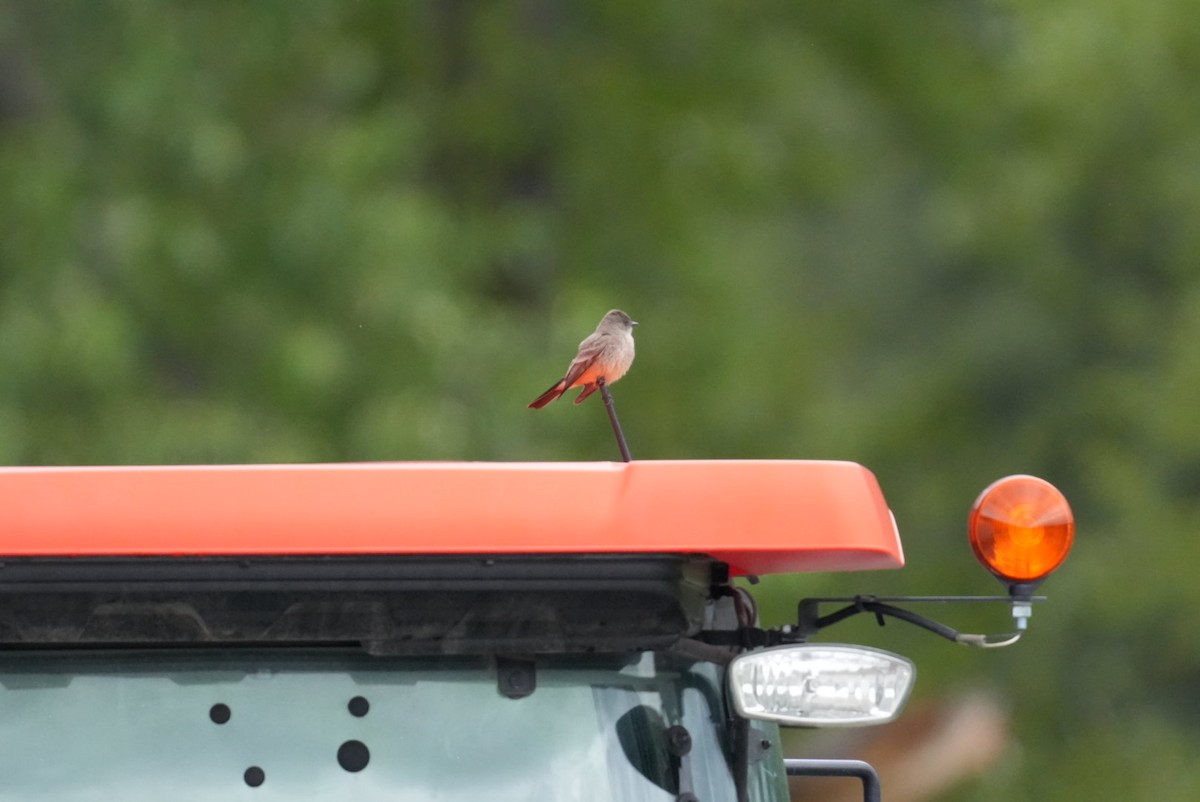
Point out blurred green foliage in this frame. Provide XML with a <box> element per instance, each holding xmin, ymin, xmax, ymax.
<box><xmin>2</xmin><ymin>2</ymin><xmax>1199</xmax><ymax>799</ymax></box>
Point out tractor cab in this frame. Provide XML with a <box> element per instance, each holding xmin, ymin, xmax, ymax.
<box><xmin>0</xmin><ymin>461</ymin><xmax>1072</xmax><ymax>801</ymax></box>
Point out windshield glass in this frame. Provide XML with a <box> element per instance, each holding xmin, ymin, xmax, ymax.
<box><xmin>0</xmin><ymin>650</ymin><xmax>786</xmax><ymax>801</ymax></box>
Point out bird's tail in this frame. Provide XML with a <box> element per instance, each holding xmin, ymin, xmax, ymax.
<box><xmin>528</xmin><ymin>380</ymin><xmax>568</xmax><ymax>409</ymax></box>
<box><xmin>573</xmin><ymin>383</ymin><xmax>600</xmax><ymax>404</ymax></box>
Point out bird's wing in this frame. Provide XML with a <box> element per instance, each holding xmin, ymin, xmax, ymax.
<box><xmin>561</xmin><ymin>333</ymin><xmax>608</xmax><ymax>388</ymax></box>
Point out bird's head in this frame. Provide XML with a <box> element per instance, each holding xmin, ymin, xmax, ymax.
<box><xmin>602</xmin><ymin>309</ymin><xmax>638</xmax><ymax>331</ymax></box>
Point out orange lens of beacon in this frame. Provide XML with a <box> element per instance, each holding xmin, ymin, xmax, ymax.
<box><xmin>968</xmin><ymin>475</ymin><xmax>1074</xmax><ymax>582</ymax></box>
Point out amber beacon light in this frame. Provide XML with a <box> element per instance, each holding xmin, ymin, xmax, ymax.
<box><xmin>969</xmin><ymin>474</ymin><xmax>1074</xmax><ymax>586</ymax></box>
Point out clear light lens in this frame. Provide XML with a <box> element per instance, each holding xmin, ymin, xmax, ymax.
<box><xmin>729</xmin><ymin>644</ymin><xmax>915</xmax><ymax>727</ymax></box>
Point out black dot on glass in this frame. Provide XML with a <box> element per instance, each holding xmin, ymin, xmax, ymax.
<box><xmin>244</xmin><ymin>766</ymin><xmax>265</xmax><ymax>787</ymax></box>
<box><xmin>347</xmin><ymin>696</ymin><xmax>370</xmax><ymax>717</ymax></box>
<box><xmin>209</xmin><ymin>703</ymin><xmax>231</xmax><ymax>725</ymax></box>
<box><xmin>337</xmin><ymin>740</ymin><xmax>370</xmax><ymax>772</ymax></box>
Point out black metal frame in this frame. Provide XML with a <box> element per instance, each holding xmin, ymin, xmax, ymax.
<box><xmin>0</xmin><ymin>553</ymin><xmax>716</xmax><ymax>593</ymax></box>
<box><xmin>785</xmin><ymin>759</ymin><xmax>881</xmax><ymax>802</ymax></box>
<box><xmin>700</xmin><ymin>590</ymin><xmax>1046</xmax><ymax>651</ymax></box>
<box><xmin>0</xmin><ymin>554</ymin><xmax>717</xmax><ymax>653</ymax></box>
<box><xmin>795</xmin><ymin>593</ymin><xmax>1045</xmax><ymax>643</ymax></box>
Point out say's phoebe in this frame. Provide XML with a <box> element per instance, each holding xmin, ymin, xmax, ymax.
<box><xmin>529</xmin><ymin>309</ymin><xmax>638</xmax><ymax>408</ymax></box>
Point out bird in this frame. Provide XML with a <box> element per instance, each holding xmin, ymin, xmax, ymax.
<box><xmin>529</xmin><ymin>309</ymin><xmax>638</xmax><ymax>408</ymax></box>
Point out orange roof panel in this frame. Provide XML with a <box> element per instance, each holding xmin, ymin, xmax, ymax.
<box><xmin>0</xmin><ymin>460</ymin><xmax>903</xmax><ymax>575</ymax></box>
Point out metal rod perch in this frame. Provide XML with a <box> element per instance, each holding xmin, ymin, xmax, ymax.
<box><xmin>598</xmin><ymin>378</ymin><xmax>632</xmax><ymax>462</ymax></box>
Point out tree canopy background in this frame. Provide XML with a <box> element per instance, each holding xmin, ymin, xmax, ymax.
<box><xmin>3</xmin><ymin>2</ymin><xmax>1199</xmax><ymax>799</ymax></box>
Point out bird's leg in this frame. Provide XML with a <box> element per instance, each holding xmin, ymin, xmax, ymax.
<box><xmin>598</xmin><ymin>378</ymin><xmax>633</xmax><ymax>463</ymax></box>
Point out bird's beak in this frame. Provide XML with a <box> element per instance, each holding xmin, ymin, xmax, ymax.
<box><xmin>632</xmin><ymin>321</ymin><xmax>639</xmax><ymax>327</ymax></box>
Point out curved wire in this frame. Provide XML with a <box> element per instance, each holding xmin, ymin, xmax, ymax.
<box><xmin>956</xmin><ymin>631</ymin><xmax>1023</xmax><ymax>649</ymax></box>
<box><xmin>813</xmin><ymin>598</ymin><xmax>1026</xmax><ymax>648</ymax></box>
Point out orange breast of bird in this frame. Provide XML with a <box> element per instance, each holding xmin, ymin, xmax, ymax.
<box><xmin>569</xmin><ymin>361</ymin><xmax>608</xmax><ymax>389</ymax></box>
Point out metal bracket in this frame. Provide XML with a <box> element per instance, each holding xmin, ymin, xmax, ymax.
<box><xmin>794</xmin><ymin>594</ymin><xmax>1048</xmax><ymax>648</ymax></box>
<box><xmin>665</xmin><ymin>725</ymin><xmax>697</xmax><ymax>802</ymax></box>
<box><xmin>746</xmin><ymin>730</ymin><xmax>773</xmax><ymax>765</ymax></box>
<box><xmin>496</xmin><ymin>657</ymin><xmax>536</xmax><ymax>699</ymax></box>
<box><xmin>785</xmin><ymin>759</ymin><xmax>881</xmax><ymax>802</ymax></box>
